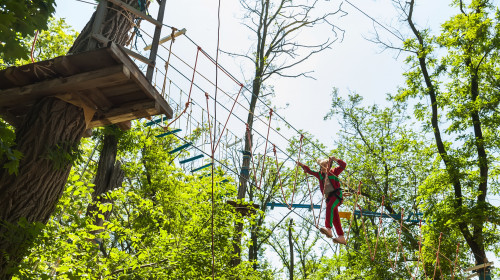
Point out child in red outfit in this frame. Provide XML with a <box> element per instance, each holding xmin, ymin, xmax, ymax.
<box><xmin>297</xmin><ymin>156</ymin><xmax>347</xmax><ymax>245</ymax></box>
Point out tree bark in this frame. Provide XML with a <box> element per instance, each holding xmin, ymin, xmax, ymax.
<box><xmin>86</xmin><ymin>131</ymin><xmax>124</xmax><ymax>256</ymax></box>
<box><xmin>0</xmin><ymin>98</ymin><xmax>86</xmax><ymax>279</ymax></box>
<box><xmin>0</xmin><ymin>0</ymin><xmax>142</xmax><ymax>278</ymax></box>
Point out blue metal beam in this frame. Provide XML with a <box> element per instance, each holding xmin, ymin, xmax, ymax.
<box><xmin>179</xmin><ymin>154</ymin><xmax>204</xmax><ymax>164</ymax></box>
<box><xmin>168</xmin><ymin>142</ymin><xmax>192</xmax><ymax>154</ymax></box>
<box><xmin>191</xmin><ymin>163</ymin><xmax>213</xmax><ymax>173</ymax></box>
<box><xmin>145</xmin><ymin>118</ymin><xmax>164</xmax><ymax>127</ymax></box>
<box><xmin>155</xmin><ymin>129</ymin><xmax>182</xmax><ymax>138</ymax></box>
<box><xmin>266</xmin><ymin>202</ymin><xmax>320</xmax><ymax>210</ymax></box>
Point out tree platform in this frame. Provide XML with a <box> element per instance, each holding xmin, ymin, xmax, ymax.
<box><xmin>0</xmin><ymin>42</ymin><xmax>173</xmax><ymax>129</ymax></box>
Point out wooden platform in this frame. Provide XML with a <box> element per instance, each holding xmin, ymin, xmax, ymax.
<box><xmin>227</xmin><ymin>200</ymin><xmax>260</xmax><ymax>217</ymax></box>
<box><xmin>0</xmin><ymin>42</ymin><xmax>173</xmax><ymax>129</ymax></box>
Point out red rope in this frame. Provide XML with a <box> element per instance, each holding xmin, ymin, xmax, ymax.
<box><xmin>214</xmin><ymin>84</ymin><xmax>244</xmax><ymax>152</ymax></box>
<box><xmin>257</xmin><ymin>109</ymin><xmax>273</xmax><ymax>190</ymax></box>
<box><xmin>346</xmin><ymin>181</ymin><xmax>362</xmax><ymax>242</ymax></box>
<box><xmin>160</xmin><ymin>27</ymin><xmax>177</xmax><ymax>98</ymax></box>
<box><xmin>199</xmin><ymin>48</ymin><xmax>240</xmax><ymax>85</ymax></box>
<box><xmin>166</xmin><ymin>46</ymin><xmax>200</xmax><ymax>130</ymax></box>
<box><xmin>273</xmin><ymin>144</ymin><xmax>291</xmax><ymax>208</ymax></box>
<box><xmin>433</xmin><ymin>232</ymin><xmax>443</xmax><ymax>279</ymax></box>
<box><xmin>305</xmin><ymin>176</ymin><xmax>318</xmax><ymax>227</ymax></box>
<box><xmin>31</xmin><ymin>30</ymin><xmax>39</xmax><ymax>63</ymax></box>
<box><xmin>289</xmin><ymin>134</ymin><xmax>304</xmax><ymax>209</ymax></box>
<box><xmin>397</xmin><ymin>213</ymin><xmax>415</xmax><ymax>279</ymax></box>
<box><xmin>451</xmin><ymin>242</ymin><xmax>460</xmax><ymax>279</ymax></box>
<box><xmin>372</xmin><ymin>195</ymin><xmax>385</xmax><ymax>261</ymax></box>
<box><xmin>417</xmin><ymin>220</ymin><xmax>429</xmax><ymax>278</ymax></box>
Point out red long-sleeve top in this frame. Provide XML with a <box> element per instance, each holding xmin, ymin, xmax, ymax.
<box><xmin>301</xmin><ymin>159</ymin><xmax>346</xmax><ymax>196</ymax></box>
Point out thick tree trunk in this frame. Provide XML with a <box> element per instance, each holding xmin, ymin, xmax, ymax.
<box><xmin>0</xmin><ymin>98</ymin><xmax>86</xmax><ymax>279</ymax></box>
<box><xmin>0</xmin><ymin>0</ymin><xmax>141</xmax><ymax>278</ymax></box>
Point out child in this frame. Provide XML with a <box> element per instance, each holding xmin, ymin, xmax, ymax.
<box><xmin>297</xmin><ymin>156</ymin><xmax>346</xmax><ymax>245</ymax></box>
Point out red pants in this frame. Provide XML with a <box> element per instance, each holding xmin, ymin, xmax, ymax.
<box><xmin>325</xmin><ymin>192</ymin><xmax>344</xmax><ymax>236</ymax></box>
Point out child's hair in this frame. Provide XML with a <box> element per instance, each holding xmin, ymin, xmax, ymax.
<box><xmin>316</xmin><ymin>158</ymin><xmax>329</xmax><ymax>168</ymax></box>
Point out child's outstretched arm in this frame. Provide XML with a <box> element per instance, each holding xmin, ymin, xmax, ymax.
<box><xmin>297</xmin><ymin>162</ymin><xmax>318</xmax><ymax>178</ymax></box>
<box><xmin>329</xmin><ymin>156</ymin><xmax>346</xmax><ymax>175</ymax></box>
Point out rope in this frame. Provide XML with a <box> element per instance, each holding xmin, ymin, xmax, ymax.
<box><xmin>160</xmin><ymin>27</ymin><xmax>177</xmax><ymax>98</ymax></box>
<box><xmin>433</xmin><ymin>232</ymin><xmax>443</xmax><ymax>279</ymax></box>
<box><xmin>258</xmin><ymin>109</ymin><xmax>273</xmax><ymax>190</ymax></box>
<box><xmin>290</xmin><ymin>134</ymin><xmax>304</xmax><ymax>208</ymax></box>
<box><xmin>166</xmin><ymin>47</ymin><xmax>200</xmax><ymax>129</ymax></box>
<box><xmin>346</xmin><ymin>181</ymin><xmax>362</xmax><ymax>242</ymax></box>
<box><xmin>31</xmin><ymin>30</ymin><xmax>39</xmax><ymax>63</ymax></box>
<box><xmin>273</xmin><ymin>144</ymin><xmax>291</xmax><ymax>208</ymax></box>
<box><xmin>417</xmin><ymin>220</ymin><xmax>428</xmax><ymax>278</ymax></box>
<box><xmin>214</xmin><ymin>84</ymin><xmax>244</xmax><ymax>152</ymax></box>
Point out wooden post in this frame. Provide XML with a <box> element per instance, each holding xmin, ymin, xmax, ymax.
<box><xmin>289</xmin><ymin>219</ymin><xmax>294</xmax><ymax>280</ymax></box>
<box><xmin>88</xmin><ymin>0</ymin><xmax>108</xmax><ymax>51</ymax></box>
<box><xmin>146</xmin><ymin>0</ymin><xmax>167</xmax><ymax>82</ymax></box>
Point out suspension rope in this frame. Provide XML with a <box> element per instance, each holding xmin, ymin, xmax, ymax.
<box><xmin>166</xmin><ymin>46</ymin><xmax>200</xmax><ymax>129</ymax></box>
<box><xmin>346</xmin><ymin>181</ymin><xmax>362</xmax><ymax>242</ymax></box>
<box><xmin>273</xmin><ymin>144</ymin><xmax>291</xmax><ymax>208</ymax></box>
<box><xmin>257</xmin><ymin>109</ymin><xmax>273</xmax><ymax>190</ymax></box>
<box><xmin>214</xmin><ymin>83</ymin><xmax>244</xmax><ymax>152</ymax></box>
<box><xmin>290</xmin><ymin>134</ymin><xmax>304</xmax><ymax>208</ymax></box>
<box><xmin>433</xmin><ymin>232</ymin><xmax>443</xmax><ymax>279</ymax></box>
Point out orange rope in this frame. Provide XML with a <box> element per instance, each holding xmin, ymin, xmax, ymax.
<box><xmin>305</xmin><ymin>176</ymin><xmax>319</xmax><ymax>227</ymax></box>
<box><xmin>451</xmin><ymin>242</ymin><xmax>460</xmax><ymax>279</ymax></box>
<box><xmin>346</xmin><ymin>181</ymin><xmax>362</xmax><ymax>242</ymax></box>
<box><xmin>433</xmin><ymin>232</ymin><xmax>443</xmax><ymax>279</ymax></box>
<box><xmin>289</xmin><ymin>134</ymin><xmax>304</xmax><ymax>209</ymax></box>
<box><xmin>273</xmin><ymin>144</ymin><xmax>291</xmax><ymax>208</ymax></box>
<box><xmin>31</xmin><ymin>30</ymin><xmax>39</xmax><ymax>63</ymax></box>
<box><xmin>166</xmin><ymin>46</ymin><xmax>200</xmax><ymax>130</ymax></box>
<box><xmin>417</xmin><ymin>220</ymin><xmax>428</xmax><ymax>278</ymax></box>
<box><xmin>214</xmin><ymin>84</ymin><xmax>244</xmax><ymax>152</ymax></box>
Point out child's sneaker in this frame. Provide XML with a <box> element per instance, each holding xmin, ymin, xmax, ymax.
<box><xmin>333</xmin><ymin>235</ymin><xmax>346</xmax><ymax>245</ymax></box>
<box><xmin>319</xmin><ymin>227</ymin><xmax>333</xmax><ymax>238</ymax></box>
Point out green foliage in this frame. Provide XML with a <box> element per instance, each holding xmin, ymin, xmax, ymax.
<box><xmin>0</xmin><ymin>17</ymin><xmax>78</xmax><ymax>68</ymax></box>
<box><xmin>0</xmin><ymin>119</ymin><xmax>22</xmax><ymax>174</ymax></box>
<box><xmin>0</xmin><ymin>0</ymin><xmax>57</xmax><ymax>63</ymax></box>
<box><xmin>13</xmin><ymin>124</ymin><xmax>268</xmax><ymax>279</ymax></box>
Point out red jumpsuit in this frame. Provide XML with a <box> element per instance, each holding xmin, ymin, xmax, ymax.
<box><xmin>301</xmin><ymin>159</ymin><xmax>346</xmax><ymax>236</ymax></box>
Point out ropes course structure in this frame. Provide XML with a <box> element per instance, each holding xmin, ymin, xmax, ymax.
<box><xmin>67</xmin><ymin>0</ymin><xmax>492</xmax><ymax>278</ymax></box>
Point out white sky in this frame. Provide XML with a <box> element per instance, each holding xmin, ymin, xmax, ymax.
<box><xmin>54</xmin><ymin>0</ymin><xmax>498</xmax><ymax>276</ymax></box>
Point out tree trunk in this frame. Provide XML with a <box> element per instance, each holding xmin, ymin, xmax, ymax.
<box><xmin>232</xmin><ymin>76</ymin><xmax>262</xmax><ymax>267</ymax></box>
<box><xmin>0</xmin><ymin>0</ymin><xmax>142</xmax><ymax>277</ymax></box>
<box><xmin>86</xmin><ymin>130</ymin><xmax>124</xmax><ymax>256</ymax></box>
<box><xmin>0</xmin><ymin>98</ymin><xmax>86</xmax><ymax>279</ymax></box>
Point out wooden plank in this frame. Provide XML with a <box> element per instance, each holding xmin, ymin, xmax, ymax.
<box><xmin>144</xmin><ymin>28</ymin><xmax>186</xmax><ymax>51</ymax></box>
<box><xmin>89</xmin><ymin>100</ymin><xmax>158</xmax><ymax>127</ymax></box>
<box><xmin>121</xmin><ymin>47</ymin><xmax>154</xmax><ymax>66</ymax></box>
<box><xmin>107</xmin><ymin>0</ymin><xmax>162</xmax><ymax>27</ymax></box>
<box><xmin>0</xmin><ymin>65</ymin><xmax>130</xmax><ymax>107</ymax></box>
<box><xmin>86</xmin><ymin>88</ymin><xmax>114</xmax><ymax>111</ymax></box>
<box><xmin>53</xmin><ymin>56</ymin><xmax>80</xmax><ymax>76</ymax></box>
<box><xmin>107</xmin><ymin>43</ymin><xmax>173</xmax><ymax>119</ymax></box>
<box><xmin>465</xmin><ymin>262</ymin><xmax>493</xmax><ymax>272</ymax></box>
<box><xmin>466</xmin><ymin>272</ymin><xmax>479</xmax><ymax>279</ymax></box>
